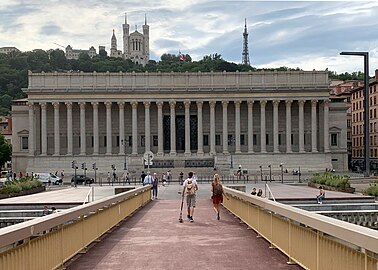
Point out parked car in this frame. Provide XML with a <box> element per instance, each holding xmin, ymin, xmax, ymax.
<box><xmin>71</xmin><ymin>175</ymin><xmax>94</xmax><ymax>185</ymax></box>
<box><xmin>34</xmin><ymin>173</ymin><xmax>62</xmax><ymax>185</ymax></box>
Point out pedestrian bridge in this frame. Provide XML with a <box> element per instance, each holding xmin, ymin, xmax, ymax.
<box><xmin>0</xmin><ymin>186</ymin><xmax>377</xmax><ymax>270</ymax></box>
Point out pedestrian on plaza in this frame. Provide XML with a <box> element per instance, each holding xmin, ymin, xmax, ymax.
<box><xmin>179</xmin><ymin>171</ymin><xmax>184</xmax><ymax>185</ymax></box>
<box><xmin>162</xmin><ymin>172</ymin><xmax>167</xmax><ymax>186</ymax></box>
<box><xmin>316</xmin><ymin>186</ymin><xmax>326</xmax><ymax>204</ymax></box>
<box><xmin>13</xmin><ymin>172</ymin><xmax>16</xmax><ymax>180</ymax></box>
<box><xmin>167</xmin><ymin>170</ymin><xmax>171</xmax><ymax>183</ymax></box>
<box><xmin>152</xmin><ymin>173</ymin><xmax>159</xmax><ymax>199</ymax></box>
<box><xmin>250</xmin><ymin>187</ymin><xmax>257</xmax><ymax>195</ymax></box>
<box><xmin>51</xmin><ymin>207</ymin><xmax>57</xmax><ymax>214</ymax></box>
<box><xmin>19</xmin><ymin>171</ymin><xmax>23</xmax><ymax>178</ymax></box>
<box><xmin>182</xmin><ymin>171</ymin><xmax>198</xmax><ymax>222</ymax></box>
<box><xmin>141</xmin><ymin>171</ymin><xmax>147</xmax><ymax>185</ymax></box>
<box><xmin>42</xmin><ymin>205</ymin><xmax>50</xmax><ymax>216</ymax></box>
<box><xmin>107</xmin><ymin>172</ymin><xmax>111</xmax><ymax>184</ymax></box>
<box><xmin>257</xmin><ymin>189</ymin><xmax>263</xmax><ymax>197</ymax></box>
<box><xmin>143</xmin><ymin>171</ymin><xmax>153</xmax><ymax>186</ymax></box>
<box><xmin>60</xmin><ymin>170</ymin><xmax>65</xmax><ymax>184</ymax></box>
<box><xmin>211</xmin><ymin>173</ymin><xmax>229</xmax><ymax>220</ymax></box>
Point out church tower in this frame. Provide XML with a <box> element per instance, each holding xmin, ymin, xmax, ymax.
<box><xmin>123</xmin><ymin>13</ymin><xmax>130</xmax><ymax>58</ymax></box>
<box><xmin>242</xmin><ymin>18</ymin><xmax>250</xmax><ymax>65</ymax></box>
<box><xmin>110</xmin><ymin>29</ymin><xmax>123</xmax><ymax>58</ymax></box>
<box><xmin>142</xmin><ymin>14</ymin><xmax>150</xmax><ymax>64</ymax></box>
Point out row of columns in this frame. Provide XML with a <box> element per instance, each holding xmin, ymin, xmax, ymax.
<box><xmin>27</xmin><ymin>99</ymin><xmax>330</xmax><ymax>156</ymax></box>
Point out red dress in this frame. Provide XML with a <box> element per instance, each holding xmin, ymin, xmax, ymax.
<box><xmin>212</xmin><ymin>183</ymin><xmax>223</xmax><ymax>204</ymax></box>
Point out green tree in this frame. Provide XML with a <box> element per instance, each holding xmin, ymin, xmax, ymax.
<box><xmin>0</xmin><ymin>134</ymin><xmax>11</xmax><ymax>169</ymax></box>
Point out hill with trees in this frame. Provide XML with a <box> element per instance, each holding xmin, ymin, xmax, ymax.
<box><xmin>0</xmin><ymin>49</ymin><xmax>363</xmax><ymax>115</ymax></box>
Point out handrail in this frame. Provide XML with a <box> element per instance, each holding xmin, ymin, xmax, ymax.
<box><xmin>264</xmin><ymin>183</ymin><xmax>276</xmax><ymax>201</ymax></box>
<box><xmin>223</xmin><ymin>186</ymin><xmax>378</xmax><ymax>254</ymax></box>
<box><xmin>83</xmin><ymin>186</ymin><xmax>94</xmax><ymax>205</ymax></box>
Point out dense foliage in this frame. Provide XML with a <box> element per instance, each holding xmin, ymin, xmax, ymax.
<box><xmin>310</xmin><ymin>172</ymin><xmax>351</xmax><ymax>189</ymax></box>
<box><xmin>0</xmin><ymin>49</ymin><xmax>364</xmax><ymax>115</ymax></box>
<box><xmin>0</xmin><ymin>133</ymin><xmax>11</xmax><ymax>168</ymax></box>
<box><xmin>365</xmin><ymin>181</ymin><xmax>378</xmax><ymax>197</ymax></box>
<box><xmin>0</xmin><ymin>176</ymin><xmax>42</xmax><ymax>194</ymax></box>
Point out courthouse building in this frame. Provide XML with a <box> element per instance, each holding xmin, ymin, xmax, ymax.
<box><xmin>11</xmin><ymin>70</ymin><xmax>348</xmax><ymax>176</ymax></box>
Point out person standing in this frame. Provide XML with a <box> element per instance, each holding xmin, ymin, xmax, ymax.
<box><xmin>141</xmin><ymin>171</ymin><xmax>147</xmax><ymax>185</ymax></box>
<box><xmin>60</xmin><ymin>170</ymin><xmax>65</xmax><ymax>184</ymax></box>
<box><xmin>179</xmin><ymin>171</ymin><xmax>184</xmax><ymax>185</ymax></box>
<box><xmin>211</xmin><ymin>174</ymin><xmax>229</xmax><ymax>220</ymax></box>
<box><xmin>152</xmin><ymin>173</ymin><xmax>159</xmax><ymax>199</ymax></box>
<box><xmin>143</xmin><ymin>171</ymin><xmax>153</xmax><ymax>186</ymax></box>
<box><xmin>182</xmin><ymin>171</ymin><xmax>198</xmax><ymax>222</ymax></box>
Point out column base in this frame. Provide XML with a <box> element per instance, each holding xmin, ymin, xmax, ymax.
<box><xmin>312</xmin><ymin>150</ymin><xmax>318</xmax><ymax>153</ymax></box>
<box><xmin>80</xmin><ymin>153</ymin><xmax>86</xmax><ymax>156</ymax></box>
<box><xmin>184</xmin><ymin>152</ymin><xmax>191</xmax><ymax>157</ymax></box>
<box><xmin>156</xmin><ymin>152</ymin><xmax>164</xmax><ymax>157</ymax></box>
<box><xmin>248</xmin><ymin>151</ymin><xmax>254</xmax><ymax>154</ymax></box>
<box><xmin>105</xmin><ymin>153</ymin><xmax>112</xmax><ymax>156</ymax></box>
<box><xmin>53</xmin><ymin>153</ymin><xmax>60</xmax><ymax>156</ymax></box>
<box><xmin>235</xmin><ymin>151</ymin><xmax>242</xmax><ymax>154</ymax></box>
<box><xmin>196</xmin><ymin>151</ymin><xmax>204</xmax><ymax>157</ymax></box>
<box><xmin>66</xmin><ymin>153</ymin><xmax>73</xmax><ymax>156</ymax></box>
<box><xmin>170</xmin><ymin>151</ymin><xmax>177</xmax><ymax>156</ymax></box>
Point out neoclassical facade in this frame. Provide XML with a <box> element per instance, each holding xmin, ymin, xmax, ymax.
<box><xmin>12</xmin><ymin>71</ymin><xmax>348</xmax><ymax>176</ymax></box>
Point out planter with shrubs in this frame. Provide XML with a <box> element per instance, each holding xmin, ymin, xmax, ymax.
<box><xmin>0</xmin><ymin>177</ymin><xmax>45</xmax><ymax>199</ymax></box>
<box><xmin>308</xmin><ymin>172</ymin><xmax>355</xmax><ymax>193</ymax></box>
<box><xmin>364</xmin><ymin>181</ymin><xmax>378</xmax><ymax>198</ymax></box>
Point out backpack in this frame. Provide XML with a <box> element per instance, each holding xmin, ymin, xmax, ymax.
<box><xmin>186</xmin><ymin>179</ymin><xmax>195</xmax><ymax>196</ymax></box>
<box><xmin>213</xmin><ymin>184</ymin><xmax>222</xmax><ymax>196</ymax></box>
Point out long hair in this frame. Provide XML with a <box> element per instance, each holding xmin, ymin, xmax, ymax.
<box><xmin>213</xmin><ymin>173</ymin><xmax>221</xmax><ymax>186</ymax></box>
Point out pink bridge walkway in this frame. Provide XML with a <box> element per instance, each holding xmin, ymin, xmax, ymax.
<box><xmin>65</xmin><ymin>198</ymin><xmax>303</xmax><ymax>270</ymax></box>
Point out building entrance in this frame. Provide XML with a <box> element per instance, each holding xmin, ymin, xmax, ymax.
<box><xmin>163</xmin><ymin>115</ymin><xmax>198</xmax><ymax>152</ymax></box>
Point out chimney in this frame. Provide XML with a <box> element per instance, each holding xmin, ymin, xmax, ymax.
<box><xmin>375</xmin><ymin>69</ymin><xmax>378</xmax><ymax>80</ymax></box>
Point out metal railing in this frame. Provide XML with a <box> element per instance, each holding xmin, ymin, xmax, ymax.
<box><xmin>222</xmin><ymin>187</ymin><xmax>378</xmax><ymax>270</ymax></box>
<box><xmin>83</xmin><ymin>186</ymin><xmax>94</xmax><ymax>205</ymax></box>
<box><xmin>0</xmin><ymin>186</ymin><xmax>151</xmax><ymax>270</ymax></box>
<box><xmin>264</xmin><ymin>183</ymin><xmax>276</xmax><ymax>201</ymax></box>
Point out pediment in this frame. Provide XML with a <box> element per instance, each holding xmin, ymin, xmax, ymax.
<box><xmin>17</xmin><ymin>129</ymin><xmax>29</xmax><ymax>135</ymax></box>
<box><xmin>329</xmin><ymin>126</ymin><xmax>341</xmax><ymax>132</ymax></box>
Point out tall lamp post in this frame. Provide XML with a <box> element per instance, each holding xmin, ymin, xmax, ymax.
<box><xmin>340</xmin><ymin>51</ymin><xmax>370</xmax><ymax>177</ymax></box>
<box><xmin>280</xmin><ymin>163</ymin><xmax>284</xmax><ymax>184</ymax></box>
<box><xmin>121</xmin><ymin>139</ymin><xmax>128</xmax><ymax>171</ymax></box>
<box><xmin>259</xmin><ymin>165</ymin><xmax>263</xmax><ymax>182</ymax></box>
<box><xmin>268</xmin><ymin>164</ymin><xmax>272</xmax><ymax>182</ymax></box>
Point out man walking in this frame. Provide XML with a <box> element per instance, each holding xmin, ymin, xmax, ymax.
<box><xmin>182</xmin><ymin>171</ymin><xmax>198</xmax><ymax>222</ymax></box>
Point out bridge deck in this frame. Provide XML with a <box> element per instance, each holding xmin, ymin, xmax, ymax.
<box><xmin>65</xmin><ymin>199</ymin><xmax>303</xmax><ymax>270</ymax></box>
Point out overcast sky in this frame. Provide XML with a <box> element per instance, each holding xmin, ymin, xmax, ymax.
<box><xmin>1</xmin><ymin>1</ymin><xmax>378</xmax><ymax>75</ymax></box>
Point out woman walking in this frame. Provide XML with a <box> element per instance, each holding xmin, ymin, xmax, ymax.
<box><xmin>211</xmin><ymin>174</ymin><xmax>229</xmax><ymax>220</ymax></box>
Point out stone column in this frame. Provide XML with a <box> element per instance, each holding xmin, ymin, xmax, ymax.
<box><xmin>196</xmin><ymin>101</ymin><xmax>204</xmax><ymax>156</ymax></box>
<box><xmin>260</xmin><ymin>100</ymin><xmax>267</xmax><ymax>153</ymax></box>
<box><xmin>144</xmin><ymin>101</ymin><xmax>151</xmax><ymax>153</ymax></box>
<box><xmin>247</xmin><ymin>100</ymin><xmax>254</xmax><ymax>153</ymax></box>
<box><xmin>28</xmin><ymin>102</ymin><xmax>35</xmax><ymax>156</ymax></box>
<box><xmin>285</xmin><ymin>100</ymin><xmax>292</xmax><ymax>153</ymax></box>
<box><xmin>79</xmin><ymin>102</ymin><xmax>86</xmax><ymax>155</ymax></box>
<box><xmin>323</xmin><ymin>100</ymin><xmax>330</xmax><ymax>152</ymax></box>
<box><xmin>91</xmin><ymin>102</ymin><xmax>99</xmax><ymax>155</ymax></box>
<box><xmin>169</xmin><ymin>100</ymin><xmax>176</xmax><ymax>156</ymax></box>
<box><xmin>157</xmin><ymin>101</ymin><xmax>164</xmax><ymax>156</ymax></box>
<box><xmin>118</xmin><ymin>102</ymin><xmax>125</xmax><ymax>155</ymax></box>
<box><xmin>66</xmin><ymin>102</ymin><xmax>73</xmax><ymax>156</ymax></box>
<box><xmin>131</xmin><ymin>101</ymin><xmax>138</xmax><ymax>155</ymax></box>
<box><xmin>298</xmin><ymin>100</ymin><xmax>305</xmax><ymax>153</ymax></box>
<box><xmin>273</xmin><ymin>100</ymin><xmax>279</xmax><ymax>153</ymax></box>
<box><xmin>311</xmin><ymin>100</ymin><xmax>318</xmax><ymax>152</ymax></box>
<box><xmin>235</xmin><ymin>100</ymin><xmax>241</xmax><ymax>153</ymax></box>
<box><xmin>41</xmin><ymin>102</ymin><xmax>47</xmax><ymax>155</ymax></box>
<box><xmin>53</xmin><ymin>102</ymin><xmax>60</xmax><ymax>156</ymax></box>
<box><xmin>209</xmin><ymin>101</ymin><xmax>216</xmax><ymax>155</ymax></box>
<box><xmin>222</xmin><ymin>101</ymin><xmax>229</xmax><ymax>154</ymax></box>
<box><xmin>105</xmin><ymin>101</ymin><xmax>112</xmax><ymax>155</ymax></box>
<box><xmin>184</xmin><ymin>100</ymin><xmax>191</xmax><ymax>156</ymax></box>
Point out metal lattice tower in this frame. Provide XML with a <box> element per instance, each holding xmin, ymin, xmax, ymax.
<box><xmin>242</xmin><ymin>18</ymin><xmax>250</xmax><ymax>65</ymax></box>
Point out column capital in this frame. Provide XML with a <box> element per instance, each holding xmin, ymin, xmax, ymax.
<box><xmin>169</xmin><ymin>100</ymin><xmax>176</xmax><ymax>109</ymax></box>
<box><xmin>104</xmin><ymin>101</ymin><xmax>112</xmax><ymax>109</ymax></box>
<box><xmin>209</xmin><ymin>100</ymin><xmax>216</xmax><ymax>108</ymax></box>
<box><xmin>40</xmin><ymin>102</ymin><xmax>47</xmax><ymax>109</ymax></box>
<box><xmin>79</xmin><ymin>102</ymin><xmax>86</xmax><ymax>108</ymax></box>
<box><xmin>143</xmin><ymin>101</ymin><xmax>151</xmax><ymax>108</ymax></box>
<box><xmin>234</xmin><ymin>100</ymin><xmax>242</xmax><ymax>107</ymax></box>
<box><xmin>52</xmin><ymin>102</ymin><xmax>60</xmax><ymax>109</ymax></box>
<box><xmin>285</xmin><ymin>100</ymin><xmax>293</xmax><ymax>106</ymax></box>
<box><xmin>272</xmin><ymin>100</ymin><xmax>280</xmax><ymax>107</ymax></box>
<box><xmin>311</xmin><ymin>99</ymin><xmax>318</xmax><ymax>105</ymax></box>
<box><xmin>117</xmin><ymin>101</ymin><xmax>125</xmax><ymax>109</ymax></box>
<box><xmin>27</xmin><ymin>102</ymin><xmax>34</xmax><ymax>107</ymax></box>
<box><xmin>222</xmin><ymin>100</ymin><xmax>229</xmax><ymax>107</ymax></box>
<box><xmin>131</xmin><ymin>101</ymin><xmax>138</xmax><ymax>109</ymax></box>
<box><xmin>259</xmin><ymin>100</ymin><xmax>267</xmax><ymax>107</ymax></box>
<box><xmin>323</xmin><ymin>99</ymin><xmax>330</xmax><ymax>106</ymax></box>
<box><xmin>65</xmin><ymin>102</ymin><xmax>73</xmax><ymax>107</ymax></box>
<box><xmin>91</xmin><ymin>102</ymin><xmax>99</xmax><ymax>108</ymax></box>
<box><xmin>298</xmin><ymin>100</ymin><xmax>305</xmax><ymax>106</ymax></box>
<box><xmin>156</xmin><ymin>101</ymin><xmax>164</xmax><ymax>108</ymax></box>
<box><xmin>247</xmin><ymin>99</ymin><xmax>254</xmax><ymax>106</ymax></box>
<box><xmin>196</xmin><ymin>101</ymin><xmax>203</xmax><ymax>108</ymax></box>
<box><xmin>184</xmin><ymin>100</ymin><xmax>191</xmax><ymax>108</ymax></box>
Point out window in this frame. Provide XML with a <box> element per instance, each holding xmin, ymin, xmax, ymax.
<box><xmin>331</xmin><ymin>133</ymin><xmax>338</xmax><ymax>146</ymax></box>
<box><xmin>278</xmin><ymin>134</ymin><xmax>282</xmax><ymax>145</ymax></box>
<box><xmin>291</xmin><ymin>134</ymin><xmax>294</xmax><ymax>145</ymax></box>
<box><xmin>153</xmin><ymin>135</ymin><xmax>158</xmax><ymax>146</ymax></box>
<box><xmin>141</xmin><ymin>135</ymin><xmax>145</xmax><ymax>147</ymax></box>
<box><xmin>128</xmin><ymin>136</ymin><xmax>132</xmax><ymax>146</ymax></box>
<box><xmin>91</xmin><ymin>136</ymin><xmax>94</xmax><ymax>147</ymax></box>
<box><xmin>103</xmin><ymin>136</ymin><xmax>106</xmax><ymax>147</ymax></box>
<box><xmin>253</xmin><ymin>134</ymin><xmax>257</xmax><ymax>145</ymax></box>
<box><xmin>116</xmin><ymin>136</ymin><xmax>120</xmax><ymax>147</ymax></box>
<box><xmin>203</xmin><ymin>135</ymin><xmax>209</xmax><ymax>146</ymax></box>
<box><xmin>347</xmin><ymin>119</ymin><xmax>351</xmax><ymax>128</ymax></box>
<box><xmin>240</xmin><ymin>134</ymin><xmax>245</xmax><ymax>145</ymax></box>
<box><xmin>215</xmin><ymin>135</ymin><xmax>221</xmax><ymax>145</ymax></box>
<box><xmin>21</xmin><ymin>137</ymin><xmax>28</xmax><ymax>150</ymax></box>
<box><xmin>347</xmin><ymin>132</ymin><xmax>351</xmax><ymax>140</ymax></box>
<box><xmin>228</xmin><ymin>134</ymin><xmax>234</xmax><ymax>146</ymax></box>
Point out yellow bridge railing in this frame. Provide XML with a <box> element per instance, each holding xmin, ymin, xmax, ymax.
<box><xmin>222</xmin><ymin>187</ymin><xmax>378</xmax><ymax>270</ymax></box>
<box><xmin>0</xmin><ymin>186</ymin><xmax>151</xmax><ymax>270</ymax></box>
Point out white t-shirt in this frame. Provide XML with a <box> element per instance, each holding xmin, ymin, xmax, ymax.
<box><xmin>143</xmin><ymin>175</ymin><xmax>153</xmax><ymax>185</ymax></box>
<box><xmin>182</xmin><ymin>177</ymin><xmax>198</xmax><ymax>193</ymax></box>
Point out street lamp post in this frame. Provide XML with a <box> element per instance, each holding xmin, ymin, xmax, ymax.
<box><xmin>259</xmin><ymin>165</ymin><xmax>263</xmax><ymax>182</ymax></box>
<box><xmin>280</xmin><ymin>163</ymin><xmax>284</xmax><ymax>184</ymax></box>
<box><xmin>121</xmin><ymin>139</ymin><xmax>128</xmax><ymax>171</ymax></box>
<box><xmin>340</xmin><ymin>51</ymin><xmax>370</xmax><ymax>177</ymax></box>
<box><xmin>268</xmin><ymin>164</ymin><xmax>272</xmax><ymax>182</ymax></box>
